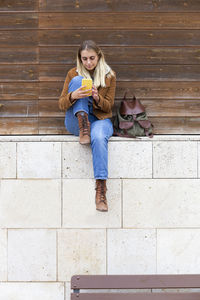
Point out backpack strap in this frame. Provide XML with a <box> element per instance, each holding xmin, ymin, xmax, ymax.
<box><xmin>137</xmin><ymin>120</ymin><xmax>152</xmax><ymax>129</ymax></box>
<box><xmin>119</xmin><ymin>121</ymin><xmax>134</xmax><ymax>130</ymax></box>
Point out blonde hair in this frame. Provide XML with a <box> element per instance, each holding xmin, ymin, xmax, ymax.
<box><xmin>76</xmin><ymin>40</ymin><xmax>114</xmax><ymax>88</ymax></box>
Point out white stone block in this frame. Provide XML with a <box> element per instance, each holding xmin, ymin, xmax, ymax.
<box><xmin>0</xmin><ymin>229</ymin><xmax>7</xmax><ymax>281</ymax></box>
<box><xmin>58</xmin><ymin>229</ymin><xmax>106</xmax><ymax>281</ymax></box>
<box><xmin>8</xmin><ymin>229</ymin><xmax>56</xmax><ymax>281</ymax></box>
<box><xmin>0</xmin><ymin>283</ymin><xmax>64</xmax><ymax>300</ymax></box>
<box><xmin>123</xmin><ymin>179</ymin><xmax>200</xmax><ymax>228</ymax></box>
<box><xmin>65</xmin><ymin>282</ymin><xmax>71</xmax><ymax>300</ymax></box>
<box><xmin>62</xmin><ymin>142</ymin><xmax>93</xmax><ymax>178</ymax></box>
<box><xmin>63</xmin><ymin>179</ymin><xmax>121</xmax><ymax>228</ymax></box>
<box><xmin>153</xmin><ymin>141</ymin><xmax>197</xmax><ymax>178</ymax></box>
<box><xmin>0</xmin><ymin>180</ymin><xmax>61</xmax><ymax>228</ymax></box>
<box><xmin>157</xmin><ymin>229</ymin><xmax>200</xmax><ymax>274</ymax></box>
<box><xmin>17</xmin><ymin>142</ymin><xmax>61</xmax><ymax>178</ymax></box>
<box><xmin>0</xmin><ymin>142</ymin><xmax>16</xmax><ymax>178</ymax></box>
<box><xmin>108</xmin><ymin>141</ymin><xmax>152</xmax><ymax>178</ymax></box>
<box><xmin>0</xmin><ymin>134</ymin><xmax>199</xmax><ymax>143</ymax></box>
<box><xmin>107</xmin><ymin>229</ymin><xmax>156</xmax><ymax>274</ymax></box>
<box><xmin>63</xmin><ymin>141</ymin><xmax>152</xmax><ymax>179</ymax></box>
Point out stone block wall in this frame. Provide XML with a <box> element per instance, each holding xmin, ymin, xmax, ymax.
<box><xmin>0</xmin><ymin>135</ymin><xmax>200</xmax><ymax>300</ymax></box>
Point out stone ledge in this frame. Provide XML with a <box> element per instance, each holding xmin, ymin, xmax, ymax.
<box><xmin>0</xmin><ymin>137</ymin><xmax>199</xmax><ymax>179</ymax></box>
<box><xmin>0</xmin><ymin>135</ymin><xmax>200</xmax><ymax>142</ymax></box>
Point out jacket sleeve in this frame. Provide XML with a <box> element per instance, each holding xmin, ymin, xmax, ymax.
<box><xmin>93</xmin><ymin>74</ymin><xmax>116</xmax><ymax>113</ymax></box>
<box><xmin>58</xmin><ymin>71</ymin><xmax>75</xmax><ymax>111</ymax></box>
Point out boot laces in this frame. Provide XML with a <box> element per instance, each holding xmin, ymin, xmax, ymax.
<box><xmin>96</xmin><ymin>181</ymin><xmax>106</xmax><ymax>203</ymax></box>
<box><xmin>82</xmin><ymin>115</ymin><xmax>90</xmax><ymax>136</ymax></box>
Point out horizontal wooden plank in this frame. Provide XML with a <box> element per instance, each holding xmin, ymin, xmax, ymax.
<box><xmin>38</xmin><ymin>117</ymin><xmax>66</xmax><ymax>134</ymax></box>
<box><xmin>71</xmin><ymin>293</ymin><xmax>200</xmax><ymax>300</ymax></box>
<box><xmin>40</xmin><ymin>116</ymin><xmax>199</xmax><ymax>135</ymax></box>
<box><xmin>0</xmin><ymin>83</ymin><xmax>38</xmax><ymax>100</ymax></box>
<box><xmin>0</xmin><ymin>0</ymin><xmax>37</xmax><ymax>11</ymax></box>
<box><xmin>152</xmin><ymin>117</ymin><xmax>200</xmax><ymax>134</ymax></box>
<box><xmin>115</xmin><ymin>81</ymin><xmax>200</xmax><ymax>99</ymax></box>
<box><xmin>39</xmin><ymin>46</ymin><xmax>200</xmax><ymax>65</ymax></box>
<box><xmin>0</xmin><ymin>13</ymin><xmax>38</xmax><ymax>29</ymax></box>
<box><xmin>38</xmin><ymin>99</ymin><xmax>200</xmax><ymax>118</ymax></box>
<box><xmin>1</xmin><ymin>116</ymin><xmax>199</xmax><ymax>134</ymax></box>
<box><xmin>0</xmin><ymin>101</ymin><xmax>38</xmax><ymax>117</ymax></box>
<box><xmin>39</xmin><ymin>29</ymin><xmax>200</xmax><ymax>47</ymax></box>
<box><xmin>118</xmin><ymin>45</ymin><xmax>200</xmax><ymax>64</ymax></box>
<box><xmin>39</xmin><ymin>13</ymin><xmax>200</xmax><ymax>29</ymax></box>
<box><xmin>116</xmin><ymin>99</ymin><xmax>200</xmax><ymax>117</ymax></box>
<box><xmin>1</xmin><ymin>98</ymin><xmax>199</xmax><ymax>118</ymax></box>
<box><xmin>39</xmin><ymin>81</ymin><xmax>200</xmax><ymax>99</ymax></box>
<box><xmin>39</xmin><ymin>65</ymin><xmax>68</xmax><ymax>81</ymax></box>
<box><xmin>0</xmin><ymin>30</ymin><xmax>38</xmax><ymax>47</ymax></box>
<box><xmin>39</xmin><ymin>0</ymin><xmax>200</xmax><ymax>12</ymax></box>
<box><xmin>39</xmin><ymin>65</ymin><xmax>200</xmax><ymax>81</ymax></box>
<box><xmin>39</xmin><ymin>81</ymin><xmax>63</xmax><ymax>98</ymax></box>
<box><xmin>144</xmin><ymin>99</ymin><xmax>200</xmax><ymax>117</ymax></box>
<box><xmin>0</xmin><ymin>65</ymin><xmax>38</xmax><ymax>81</ymax></box>
<box><xmin>39</xmin><ymin>47</ymin><xmax>77</xmax><ymax>64</ymax></box>
<box><xmin>39</xmin><ymin>100</ymin><xmax>64</xmax><ymax>117</ymax></box>
<box><xmin>0</xmin><ymin>117</ymin><xmax>38</xmax><ymax>134</ymax></box>
<box><xmin>115</xmin><ymin>65</ymin><xmax>200</xmax><ymax>81</ymax></box>
<box><xmin>0</xmin><ymin>48</ymin><xmax>38</xmax><ymax>63</ymax></box>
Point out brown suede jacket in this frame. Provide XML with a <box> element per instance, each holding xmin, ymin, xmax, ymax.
<box><xmin>58</xmin><ymin>67</ymin><xmax>116</xmax><ymax>120</ymax></box>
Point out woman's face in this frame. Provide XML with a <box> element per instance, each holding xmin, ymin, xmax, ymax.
<box><xmin>80</xmin><ymin>49</ymin><xmax>99</xmax><ymax>71</ymax></box>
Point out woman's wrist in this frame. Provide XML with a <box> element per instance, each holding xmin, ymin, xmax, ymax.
<box><xmin>70</xmin><ymin>92</ymin><xmax>76</xmax><ymax>103</ymax></box>
<box><xmin>71</xmin><ymin>92</ymin><xmax>75</xmax><ymax>100</ymax></box>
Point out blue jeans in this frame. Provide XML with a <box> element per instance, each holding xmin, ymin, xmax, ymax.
<box><xmin>65</xmin><ymin>76</ymin><xmax>113</xmax><ymax>179</ymax></box>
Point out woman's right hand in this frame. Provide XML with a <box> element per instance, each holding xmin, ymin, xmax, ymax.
<box><xmin>71</xmin><ymin>86</ymin><xmax>92</xmax><ymax>101</ymax></box>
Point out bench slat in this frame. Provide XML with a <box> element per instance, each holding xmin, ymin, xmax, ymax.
<box><xmin>71</xmin><ymin>275</ymin><xmax>200</xmax><ymax>289</ymax></box>
<box><xmin>71</xmin><ymin>293</ymin><xmax>200</xmax><ymax>300</ymax></box>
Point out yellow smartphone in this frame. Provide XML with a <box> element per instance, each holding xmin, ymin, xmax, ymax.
<box><xmin>82</xmin><ymin>78</ymin><xmax>92</xmax><ymax>96</ymax></box>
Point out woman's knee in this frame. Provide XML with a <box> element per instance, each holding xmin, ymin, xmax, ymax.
<box><xmin>91</xmin><ymin>129</ymin><xmax>108</xmax><ymax>145</ymax></box>
<box><xmin>69</xmin><ymin>75</ymin><xmax>83</xmax><ymax>90</ymax></box>
<box><xmin>91</xmin><ymin>120</ymin><xmax>113</xmax><ymax>143</ymax></box>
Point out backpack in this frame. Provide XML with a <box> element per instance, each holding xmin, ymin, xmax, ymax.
<box><xmin>113</xmin><ymin>92</ymin><xmax>153</xmax><ymax>138</ymax></box>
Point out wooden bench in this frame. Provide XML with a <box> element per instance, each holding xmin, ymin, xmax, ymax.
<box><xmin>71</xmin><ymin>274</ymin><xmax>200</xmax><ymax>299</ymax></box>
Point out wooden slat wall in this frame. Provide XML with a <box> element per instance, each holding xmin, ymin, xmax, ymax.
<box><xmin>0</xmin><ymin>0</ymin><xmax>200</xmax><ymax>134</ymax></box>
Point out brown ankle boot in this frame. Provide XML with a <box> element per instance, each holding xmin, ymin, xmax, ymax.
<box><xmin>95</xmin><ymin>179</ymin><xmax>108</xmax><ymax>212</ymax></box>
<box><xmin>77</xmin><ymin>112</ymin><xmax>90</xmax><ymax>144</ymax></box>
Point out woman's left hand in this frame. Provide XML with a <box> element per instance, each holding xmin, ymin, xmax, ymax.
<box><xmin>92</xmin><ymin>85</ymin><xmax>100</xmax><ymax>103</ymax></box>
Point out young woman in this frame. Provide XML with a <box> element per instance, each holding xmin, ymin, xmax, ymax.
<box><xmin>59</xmin><ymin>40</ymin><xmax>116</xmax><ymax>212</ymax></box>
